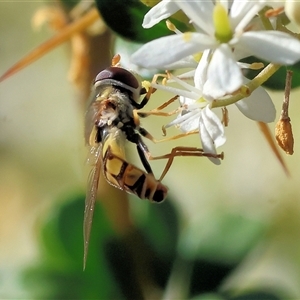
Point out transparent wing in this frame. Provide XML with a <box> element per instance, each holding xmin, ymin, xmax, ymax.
<box><xmin>84</xmin><ymin>89</ymin><xmax>99</xmax><ymax>145</ymax></box>
<box><xmin>83</xmin><ymin>144</ymin><xmax>102</xmax><ymax>270</ymax></box>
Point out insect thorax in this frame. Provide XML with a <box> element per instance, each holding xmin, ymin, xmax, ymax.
<box><xmin>95</xmin><ymin>86</ymin><xmax>133</xmax><ymax>128</ymax></box>
<box><xmin>93</xmin><ymin>86</ymin><xmax>137</xmax><ymax>144</ymax></box>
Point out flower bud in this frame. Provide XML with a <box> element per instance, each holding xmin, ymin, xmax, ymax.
<box><xmin>275</xmin><ymin>118</ymin><xmax>294</xmax><ymax>155</ymax></box>
<box><xmin>285</xmin><ymin>0</ymin><xmax>300</xmax><ymax>28</ymax></box>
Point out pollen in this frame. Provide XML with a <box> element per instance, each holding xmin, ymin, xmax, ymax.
<box><xmin>193</xmin><ymin>52</ymin><xmax>203</xmax><ymax>63</ymax></box>
<box><xmin>183</xmin><ymin>32</ymin><xmax>192</xmax><ymax>42</ymax></box>
<box><xmin>166</xmin><ymin>20</ymin><xmax>176</xmax><ymax>32</ymax></box>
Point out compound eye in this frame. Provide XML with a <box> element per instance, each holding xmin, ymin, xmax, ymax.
<box><xmin>95</xmin><ymin>66</ymin><xmax>139</xmax><ymax>89</ymax></box>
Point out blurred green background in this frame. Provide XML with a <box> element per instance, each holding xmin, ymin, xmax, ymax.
<box><xmin>1</xmin><ymin>2</ymin><xmax>300</xmax><ymax>299</ymax></box>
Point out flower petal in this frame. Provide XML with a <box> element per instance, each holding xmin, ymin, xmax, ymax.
<box><xmin>231</xmin><ymin>2</ymin><xmax>263</xmax><ymax>32</ymax></box>
<box><xmin>201</xmin><ymin>106</ymin><xmax>226</xmax><ymax>148</ymax></box>
<box><xmin>142</xmin><ymin>0</ymin><xmax>179</xmax><ymax>28</ymax></box>
<box><xmin>199</xmin><ymin>109</ymin><xmax>222</xmax><ymax>165</ymax></box>
<box><xmin>178</xmin><ymin>109</ymin><xmax>201</xmax><ymax>132</ymax></box>
<box><xmin>203</xmin><ymin>44</ymin><xmax>243</xmax><ymax>99</ymax></box>
<box><xmin>235</xmin><ymin>86</ymin><xmax>276</xmax><ymax>122</ymax></box>
<box><xmin>131</xmin><ymin>33</ymin><xmax>217</xmax><ymax>68</ymax></box>
<box><xmin>164</xmin><ymin>105</ymin><xmax>200</xmax><ymax>132</ymax></box>
<box><xmin>237</xmin><ymin>31</ymin><xmax>300</xmax><ymax>65</ymax></box>
<box><xmin>163</xmin><ymin>56</ymin><xmax>198</xmax><ymax>69</ymax></box>
<box><xmin>285</xmin><ymin>0</ymin><xmax>300</xmax><ymax>28</ymax></box>
<box><xmin>176</xmin><ymin>1</ymin><xmax>215</xmax><ymax>35</ymax></box>
<box><xmin>194</xmin><ymin>49</ymin><xmax>210</xmax><ymax>90</ymax></box>
<box><xmin>114</xmin><ymin>37</ymin><xmax>159</xmax><ymax>78</ymax></box>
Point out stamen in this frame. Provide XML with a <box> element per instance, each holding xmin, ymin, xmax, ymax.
<box><xmin>151</xmin><ymin>82</ymin><xmax>199</xmax><ymax>100</ymax></box>
<box><xmin>166</xmin><ymin>20</ymin><xmax>182</xmax><ymax>34</ymax></box>
<box><xmin>165</xmin><ymin>110</ymin><xmax>200</xmax><ymax>129</ymax></box>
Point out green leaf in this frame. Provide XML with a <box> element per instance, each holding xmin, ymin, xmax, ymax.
<box><xmin>132</xmin><ymin>198</ymin><xmax>179</xmax><ymax>258</ymax></box>
<box><xmin>104</xmin><ymin>229</ymin><xmax>172</xmax><ymax>298</ymax></box>
<box><xmin>101</xmin><ymin>199</ymin><xmax>180</xmax><ymax>297</ymax></box>
<box><xmin>95</xmin><ymin>0</ymin><xmax>189</xmax><ymax>43</ymax></box>
<box><xmin>23</xmin><ymin>193</ymin><xmax>121</xmax><ymax>299</ymax></box>
<box><xmin>178</xmin><ymin>211</ymin><xmax>266</xmax><ymax>264</ymax></box>
<box><xmin>189</xmin><ymin>259</ymin><xmax>235</xmax><ymax>296</ymax></box>
<box><xmin>190</xmin><ymin>293</ymin><xmax>225</xmax><ymax>300</ymax></box>
<box><xmin>263</xmin><ymin>63</ymin><xmax>300</xmax><ymax>90</ymax></box>
<box><xmin>227</xmin><ymin>291</ymin><xmax>281</xmax><ymax>300</ymax></box>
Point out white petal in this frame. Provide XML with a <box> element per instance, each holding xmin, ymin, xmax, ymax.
<box><xmin>178</xmin><ymin>110</ymin><xmax>201</xmax><ymax>132</ymax></box>
<box><xmin>165</xmin><ymin>109</ymin><xmax>200</xmax><ymax>131</ymax></box>
<box><xmin>202</xmin><ymin>106</ymin><xmax>226</xmax><ymax>148</ymax></box>
<box><xmin>114</xmin><ymin>37</ymin><xmax>159</xmax><ymax>78</ymax></box>
<box><xmin>285</xmin><ymin>0</ymin><xmax>300</xmax><ymax>27</ymax></box>
<box><xmin>163</xmin><ymin>56</ymin><xmax>198</xmax><ymax>69</ymax></box>
<box><xmin>142</xmin><ymin>0</ymin><xmax>179</xmax><ymax>28</ymax></box>
<box><xmin>167</xmin><ymin>72</ymin><xmax>202</xmax><ymax>96</ymax></box>
<box><xmin>235</xmin><ymin>86</ymin><xmax>276</xmax><ymax>122</ymax></box>
<box><xmin>151</xmin><ymin>82</ymin><xmax>199</xmax><ymax>100</ymax></box>
<box><xmin>237</xmin><ymin>31</ymin><xmax>300</xmax><ymax>65</ymax></box>
<box><xmin>199</xmin><ymin>110</ymin><xmax>222</xmax><ymax>165</ymax></box>
<box><xmin>220</xmin><ymin>0</ymin><xmax>230</xmax><ymax>12</ymax></box>
<box><xmin>176</xmin><ymin>1</ymin><xmax>215</xmax><ymax>36</ymax></box>
<box><xmin>194</xmin><ymin>49</ymin><xmax>210</xmax><ymax>90</ymax></box>
<box><xmin>131</xmin><ymin>33</ymin><xmax>217</xmax><ymax>68</ymax></box>
<box><xmin>203</xmin><ymin>45</ymin><xmax>243</xmax><ymax>99</ymax></box>
<box><xmin>179</xmin><ymin>96</ymin><xmax>197</xmax><ymax>107</ymax></box>
<box><xmin>231</xmin><ymin>2</ymin><xmax>263</xmax><ymax>33</ymax></box>
<box><xmin>230</xmin><ymin>0</ymin><xmax>253</xmax><ymax>24</ymax></box>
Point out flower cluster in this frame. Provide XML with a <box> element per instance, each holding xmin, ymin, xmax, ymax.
<box><xmin>131</xmin><ymin>0</ymin><xmax>300</xmax><ymax>164</ymax></box>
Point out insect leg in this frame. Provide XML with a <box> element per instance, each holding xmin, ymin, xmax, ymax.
<box><xmin>137</xmin><ymin>95</ymin><xmax>181</xmax><ymax>118</ymax></box>
<box><xmin>138</xmin><ymin>125</ymin><xmax>199</xmax><ymax>144</ymax></box>
<box><xmin>136</xmin><ymin>145</ymin><xmax>153</xmax><ymax>174</ymax></box>
<box><xmin>125</xmin><ymin>127</ymin><xmax>154</xmax><ymax>174</ymax></box>
<box><xmin>133</xmin><ymin>72</ymin><xmax>170</xmax><ymax>109</ymax></box>
<box><xmin>132</xmin><ymin>78</ymin><xmax>157</xmax><ymax>109</ymax></box>
<box><xmin>137</xmin><ymin>127</ymin><xmax>223</xmax><ymax>181</ymax></box>
<box><xmin>149</xmin><ymin>147</ymin><xmax>224</xmax><ymax>181</ymax></box>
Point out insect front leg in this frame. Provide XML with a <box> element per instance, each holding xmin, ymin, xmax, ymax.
<box><xmin>133</xmin><ymin>85</ymin><xmax>154</xmax><ymax>109</ymax></box>
<box><xmin>134</xmin><ymin>72</ymin><xmax>171</xmax><ymax>110</ymax></box>
<box><xmin>137</xmin><ymin>95</ymin><xmax>181</xmax><ymax>118</ymax></box>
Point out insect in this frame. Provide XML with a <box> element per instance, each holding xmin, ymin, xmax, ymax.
<box><xmin>83</xmin><ymin>56</ymin><xmax>224</xmax><ymax>269</ymax></box>
<box><xmin>83</xmin><ymin>55</ymin><xmax>168</xmax><ymax>269</ymax></box>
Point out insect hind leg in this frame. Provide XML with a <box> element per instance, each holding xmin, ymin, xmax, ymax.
<box><xmin>149</xmin><ymin>147</ymin><xmax>224</xmax><ymax>181</ymax></box>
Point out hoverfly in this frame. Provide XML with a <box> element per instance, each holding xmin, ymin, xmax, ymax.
<box><xmin>83</xmin><ymin>55</ymin><xmax>167</xmax><ymax>268</ymax></box>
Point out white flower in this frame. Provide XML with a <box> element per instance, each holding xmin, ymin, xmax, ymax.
<box><xmin>132</xmin><ymin>0</ymin><xmax>300</xmax><ymax>98</ymax></box>
<box><xmin>284</xmin><ymin>0</ymin><xmax>300</xmax><ymax>28</ymax></box>
<box><xmin>152</xmin><ymin>52</ymin><xmax>276</xmax><ymax>164</ymax></box>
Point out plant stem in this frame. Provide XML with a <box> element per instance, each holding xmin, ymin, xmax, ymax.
<box><xmin>212</xmin><ymin>63</ymin><xmax>281</xmax><ymax>108</ymax></box>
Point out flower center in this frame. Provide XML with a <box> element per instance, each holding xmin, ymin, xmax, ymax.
<box><xmin>213</xmin><ymin>3</ymin><xmax>233</xmax><ymax>43</ymax></box>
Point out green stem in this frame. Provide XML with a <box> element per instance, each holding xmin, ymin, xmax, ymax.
<box><xmin>258</xmin><ymin>7</ymin><xmax>274</xmax><ymax>30</ymax></box>
<box><xmin>211</xmin><ymin>63</ymin><xmax>281</xmax><ymax>108</ymax></box>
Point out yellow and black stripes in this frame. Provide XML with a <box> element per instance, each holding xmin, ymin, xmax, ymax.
<box><xmin>102</xmin><ymin>144</ymin><xmax>166</xmax><ymax>203</ymax></box>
